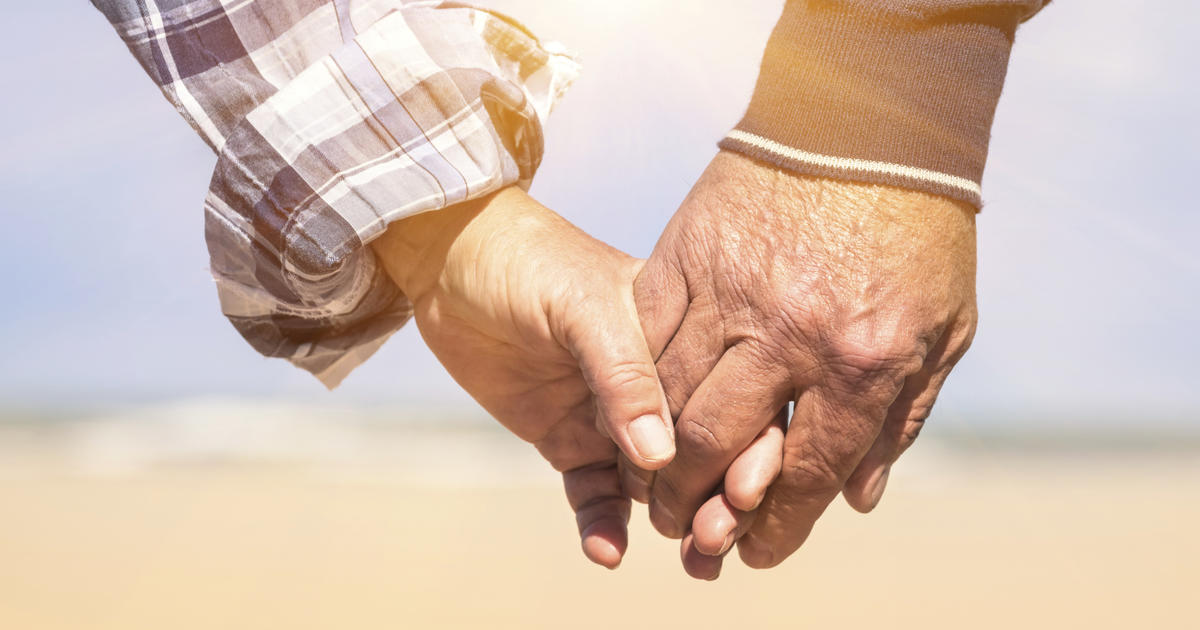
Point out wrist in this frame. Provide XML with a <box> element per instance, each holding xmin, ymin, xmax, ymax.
<box><xmin>712</xmin><ymin>151</ymin><xmax>976</xmax><ymax>249</ymax></box>
<box><xmin>371</xmin><ymin>187</ymin><xmax>531</xmax><ymax>302</ymax></box>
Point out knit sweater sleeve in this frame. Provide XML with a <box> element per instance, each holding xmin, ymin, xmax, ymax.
<box><xmin>719</xmin><ymin>0</ymin><xmax>1049</xmax><ymax>208</ymax></box>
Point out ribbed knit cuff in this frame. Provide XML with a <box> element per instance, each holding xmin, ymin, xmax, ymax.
<box><xmin>720</xmin><ymin>1</ymin><xmax>1039</xmax><ymax>209</ymax></box>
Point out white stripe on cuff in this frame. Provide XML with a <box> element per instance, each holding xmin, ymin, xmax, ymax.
<box><xmin>724</xmin><ymin>129</ymin><xmax>982</xmax><ymax>198</ymax></box>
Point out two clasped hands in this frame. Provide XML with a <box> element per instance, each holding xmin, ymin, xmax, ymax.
<box><xmin>371</xmin><ymin>150</ymin><xmax>980</xmax><ymax>579</ymax></box>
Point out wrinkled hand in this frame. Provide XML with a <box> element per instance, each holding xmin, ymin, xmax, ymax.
<box><xmin>371</xmin><ymin>187</ymin><xmax>675</xmax><ymax>569</ymax></box>
<box><xmin>635</xmin><ymin>151</ymin><xmax>978</xmax><ymax>578</ymax></box>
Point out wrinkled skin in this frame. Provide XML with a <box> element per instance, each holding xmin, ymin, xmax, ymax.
<box><xmin>371</xmin><ymin>187</ymin><xmax>678</xmax><ymax>569</ymax></box>
<box><xmin>635</xmin><ymin>151</ymin><xmax>979</xmax><ymax>578</ymax></box>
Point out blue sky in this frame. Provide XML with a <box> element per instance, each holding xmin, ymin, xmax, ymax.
<box><xmin>0</xmin><ymin>1</ymin><xmax>1196</xmax><ymax>428</ymax></box>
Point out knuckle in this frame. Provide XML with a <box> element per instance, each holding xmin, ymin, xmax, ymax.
<box><xmin>594</xmin><ymin>359</ymin><xmax>657</xmax><ymax>395</ymax></box>
<box><xmin>893</xmin><ymin>388</ymin><xmax>939</xmax><ymax>425</ymax></box>
<box><xmin>951</xmin><ymin>319</ymin><xmax>979</xmax><ymax>360</ymax></box>
<box><xmin>574</xmin><ymin>496</ymin><xmax>631</xmax><ymax>532</ymax></box>
<box><xmin>900</xmin><ymin>418</ymin><xmax>926</xmax><ymax>448</ymax></box>
<box><xmin>835</xmin><ymin>332</ymin><xmax>913</xmax><ymax>374</ymax></box>
<box><xmin>562</xmin><ymin>463</ymin><xmax>623</xmax><ymax>512</ymax></box>
<box><xmin>906</xmin><ymin>400</ymin><xmax>936</xmax><ymax>424</ymax></box>
<box><xmin>779</xmin><ymin>452</ymin><xmax>843</xmax><ymax>500</ymax></box>
<box><xmin>675</xmin><ymin>416</ymin><xmax>729</xmax><ymax>457</ymax></box>
<box><xmin>824</xmin><ymin>327</ymin><xmax>925</xmax><ymax>395</ymax></box>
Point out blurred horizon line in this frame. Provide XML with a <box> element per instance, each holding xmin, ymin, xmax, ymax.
<box><xmin>2</xmin><ymin>396</ymin><xmax>1197</xmax><ymax>447</ymax></box>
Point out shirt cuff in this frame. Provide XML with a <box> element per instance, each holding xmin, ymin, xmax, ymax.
<box><xmin>719</xmin><ymin>0</ymin><xmax>1048</xmax><ymax>209</ymax></box>
<box><xmin>204</xmin><ymin>4</ymin><xmax>579</xmax><ymax>387</ymax></box>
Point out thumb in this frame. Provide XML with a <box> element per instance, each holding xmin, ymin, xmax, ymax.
<box><xmin>563</xmin><ymin>268</ymin><xmax>675</xmax><ymax>471</ymax></box>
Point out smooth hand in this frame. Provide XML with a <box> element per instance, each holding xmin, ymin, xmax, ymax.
<box><xmin>371</xmin><ymin>187</ymin><xmax>674</xmax><ymax>569</ymax></box>
<box><xmin>636</xmin><ymin>151</ymin><xmax>978</xmax><ymax>578</ymax></box>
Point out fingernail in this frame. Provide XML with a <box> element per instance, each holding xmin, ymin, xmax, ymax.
<box><xmin>717</xmin><ymin>531</ymin><xmax>736</xmax><ymax>556</ymax></box>
<box><xmin>629</xmin><ymin>414</ymin><xmax>673</xmax><ymax>462</ymax></box>
<box><xmin>868</xmin><ymin>466</ymin><xmax>891</xmax><ymax>509</ymax></box>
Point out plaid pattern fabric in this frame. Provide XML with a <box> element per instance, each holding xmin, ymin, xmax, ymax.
<box><xmin>92</xmin><ymin>0</ymin><xmax>580</xmax><ymax>386</ymax></box>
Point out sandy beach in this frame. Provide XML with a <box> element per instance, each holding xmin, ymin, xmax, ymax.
<box><xmin>0</xmin><ymin>406</ymin><xmax>1196</xmax><ymax>629</ymax></box>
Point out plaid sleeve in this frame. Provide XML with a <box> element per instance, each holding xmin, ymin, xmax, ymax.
<box><xmin>91</xmin><ymin>0</ymin><xmax>580</xmax><ymax>387</ymax></box>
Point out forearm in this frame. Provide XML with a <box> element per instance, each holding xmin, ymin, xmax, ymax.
<box><xmin>721</xmin><ymin>0</ymin><xmax>1050</xmax><ymax>208</ymax></box>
